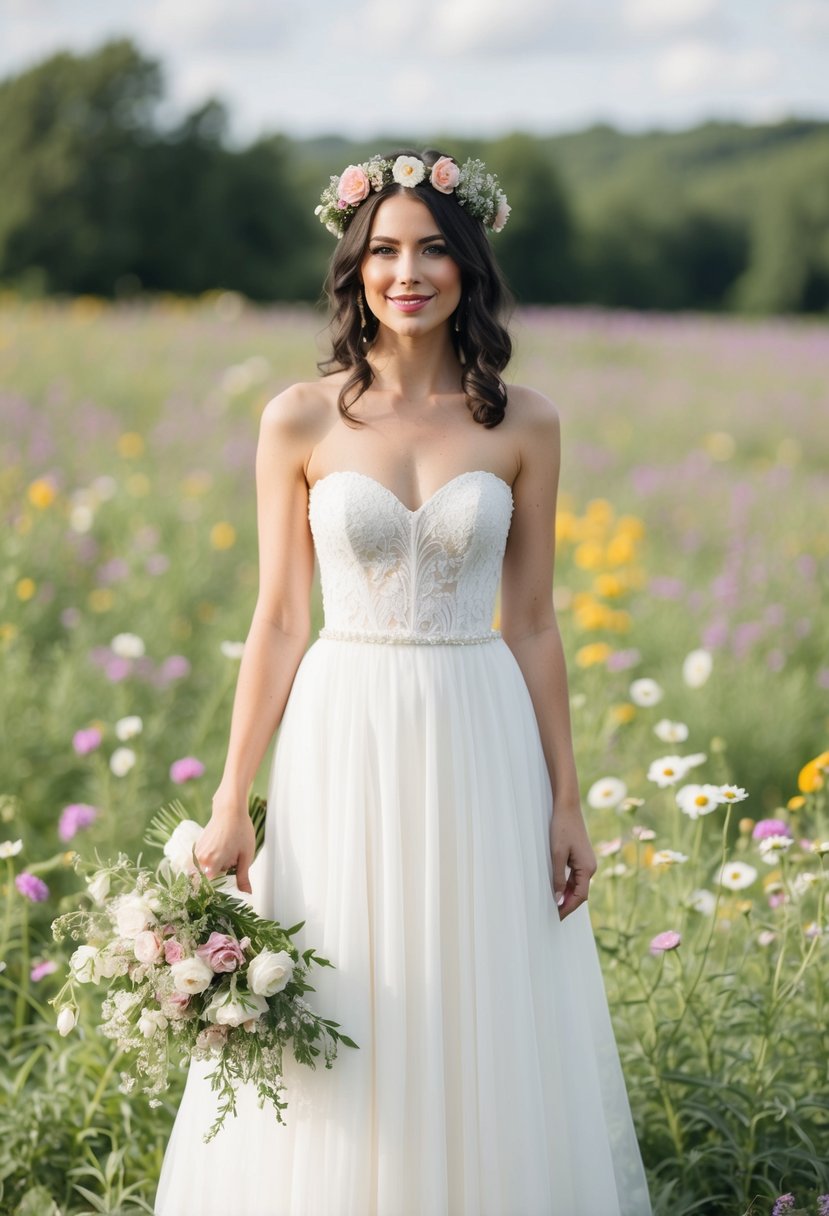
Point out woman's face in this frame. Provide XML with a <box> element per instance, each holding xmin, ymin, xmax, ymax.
<box><xmin>359</xmin><ymin>193</ymin><xmax>462</xmax><ymax>340</ymax></box>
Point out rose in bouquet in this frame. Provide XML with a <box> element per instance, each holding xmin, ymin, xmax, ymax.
<box><xmin>49</xmin><ymin>795</ymin><xmax>357</xmax><ymax>1142</ymax></box>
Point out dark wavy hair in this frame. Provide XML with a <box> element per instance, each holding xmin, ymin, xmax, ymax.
<box><xmin>317</xmin><ymin>148</ymin><xmax>514</xmax><ymax>429</ymax></box>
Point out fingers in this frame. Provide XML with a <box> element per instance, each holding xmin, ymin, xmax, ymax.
<box><xmin>234</xmin><ymin>861</ymin><xmax>253</xmax><ymax>894</ymax></box>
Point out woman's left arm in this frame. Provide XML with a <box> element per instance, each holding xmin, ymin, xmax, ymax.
<box><xmin>500</xmin><ymin>389</ymin><xmax>597</xmax><ymax>921</ymax></box>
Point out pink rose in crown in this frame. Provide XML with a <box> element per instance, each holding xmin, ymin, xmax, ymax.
<box><xmin>492</xmin><ymin>195</ymin><xmax>512</xmax><ymax>233</ymax></box>
<box><xmin>430</xmin><ymin>156</ymin><xmax>460</xmax><ymax>193</ymax></box>
<box><xmin>163</xmin><ymin>938</ymin><xmax>185</xmax><ymax>964</ymax></box>
<box><xmin>195</xmin><ymin>931</ymin><xmax>246</xmax><ymax>973</ymax></box>
<box><xmin>337</xmin><ymin>165</ymin><xmax>371</xmax><ymax>206</ymax></box>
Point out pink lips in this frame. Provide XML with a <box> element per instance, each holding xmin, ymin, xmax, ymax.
<box><xmin>387</xmin><ymin>295</ymin><xmax>433</xmax><ymax>313</ymax></box>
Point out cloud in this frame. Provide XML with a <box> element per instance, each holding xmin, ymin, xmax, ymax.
<box><xmin>624</xmin><ymin>0</ymin><xmax>721</xmax><ymax>35</ymax></box>
<box><xmin>655</xmin><ymin>40</ymin><xmax>778</xmax><ymax>95</ymax></box>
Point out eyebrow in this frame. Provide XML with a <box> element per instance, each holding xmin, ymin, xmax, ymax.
<box><xmin>369</xmin><ymin>234</ymin><xmax>445</xmax><ymax>244</ymax></box>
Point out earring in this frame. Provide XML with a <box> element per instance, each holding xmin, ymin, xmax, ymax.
<box><xmin>357</xmin><ymin>291</ymin><xmax>368</xmax><ymax>343</ymax></box>
<box><xmin>454</xmin><ymin>296</ymin><xmax>464</xmax><ymax>334</ymax></box>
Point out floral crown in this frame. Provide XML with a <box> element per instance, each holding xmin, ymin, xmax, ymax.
<box><xmin>315</xmin><ymin>153</ymin><xmax>511</xmax><ymax>239</ymax></box>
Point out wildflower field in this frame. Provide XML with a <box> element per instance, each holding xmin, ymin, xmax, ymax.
<box><xmin>1</xmin><ymin>292</ymin><xmax>827</xmax><ymax>1216</ymax></box>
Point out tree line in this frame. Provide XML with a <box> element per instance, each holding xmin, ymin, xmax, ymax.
<box><xmin>1</xmin><ymin>39</ymin><xmax>827</xmax><ymax>313</ymax></box>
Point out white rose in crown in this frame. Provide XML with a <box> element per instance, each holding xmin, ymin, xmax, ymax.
<box><xmin>247</xmin><ymin>949</ymin><xmax>295</xmax><ymax>997</ymax></box>
<box><xmin>163</xmin><ymin>819</ymin><xmax>204</xmax><ymax>877</ymax></box>
<box><xmin>170</xmin><ymin>955</ymin><xmax>215</xmax><ymax>995</ymax></box>
<box><xmin>70</xmin><ymin>944</ymin><xmax>102</xmax><ymax>984</ymax></box>
<box><xmin>203</xmin><ymin>987</ymin><xmax>269</xmax><ymax>1027</ymax></box>
<box><xmin>114</xmin><ymin>891</ymin><xmax>156</xmax><ymax>939</ymax></box>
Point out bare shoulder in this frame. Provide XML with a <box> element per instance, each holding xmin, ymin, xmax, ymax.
<box><xmin>505</xmin><ymin>383</ymin><xmax>561</xmax><ymax>474</ymax></box>
<box><xmin>257</xmin><ymin>380</ymin><xmax>338</xmax><ymax>472</ymax></box>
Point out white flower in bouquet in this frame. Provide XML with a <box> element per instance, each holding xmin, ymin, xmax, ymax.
<box><xmin>114</xmin><ymin>891</ymin><xmax>156</xmax><ymax>938</ymax></box>
<box><xmin>57</xmin><ymin>1007</ymin><xmax>77</xmax><ymax>1036</ymax></box>
<box><xmin>203</xmin><ymin>986</ymin><xmax>269</xmax><ymax>1027</ymax></box>
<box><xmin>170</xmin><ymin>955</ymin><xmax>215</xmax><ymax>995</ymax></box>
<box><xmin>86</xmin><ymin>870</ymin><xmax>111</xmax><ymax>904</ymax></box>
<box><xmin>70</xmin><ymin>944</ymin><xmax>102</xmax><ymax>983</ymax></box>
<box><xmin>163</xmin><ymin>819</ymin><xmax>204</xmax><ymax>877</ymax></box>
<box><xmin>247</xmin><ymin>948</ymin><xmax>295</xmax><ymax>997</ymax></box>
<box><xmin>138</xmin><ymin>1009</ymin><xmax>169</xmax><ymax>1039</ymax></box>
<box><xmin>134</xmin><ymin>930</ymin><xmax>164</xmax><ymax>964</ymax></box>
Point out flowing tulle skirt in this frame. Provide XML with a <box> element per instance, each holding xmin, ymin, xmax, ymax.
<box><xmin>154</xmin><ymin>637</ymin><xmax>652</xmax><ymax>1216</ymax></box>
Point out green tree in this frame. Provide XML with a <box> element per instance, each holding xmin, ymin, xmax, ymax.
<box><xmin>484</xmin><ymin>133</ymin><xmax>577</xmax><ymax>303</ymax></box>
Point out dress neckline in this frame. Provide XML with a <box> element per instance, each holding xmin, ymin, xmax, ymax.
<box><xmin>308</xmin><ymin>469</ymin><xmax>513</xmax><ymax>516</ymax></box>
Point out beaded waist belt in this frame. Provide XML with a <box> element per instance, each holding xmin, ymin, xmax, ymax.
<box><xmin>318</xmin><ymin>627</ymin><xmax>502</xmax><ymax>646</ymax></box>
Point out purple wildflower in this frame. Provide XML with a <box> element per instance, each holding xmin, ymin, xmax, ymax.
<box><xmin>58</xmin><ymin>803</ymin><xmax>98</xmax><ymax>843</ymax></box>
<box><xmin>73</xmin><ymin>727</ymin><xmax>102</xmax><ymax>755</ymax></box>
<box><xmin>816</xmin><ymin>1195</ymin><xmax>829</xmax><ymax>1216</ymax></box>
<box><xmin>772</xmin><ymin>1195</ymin><xmax>795</xmax><ymax>1216</ymax></box>
<box><xmin>31</xmin><ymin>959</ymin><xmax>58</xmax><ymax>982</ymax></box>
<box><xmin>605</xmin><ymin>648</ymin><xmax>641</xmax><ymax>672</ymax></box>
<box><xmin>15</xmin><ymin>872</ymin><xmax>50</xmax><ymax>902</ymax></box>
<box><xmin>170</xmin><ymin>756</ymin><xmax>205</xmax><ymax>784</ymax></box>
<box><xmin>752</xmin><ymin>819</ymin><xmax>792</xmax><ymax>841</ymax></box>
<box><xmin>649</xmin><ymin>930</ymin><xmax>681</xmax><ymax>956</ymax></box>
<box><xmin>160</xmin><ymin>655</ymin><xmax>191</xmax><ymax>682</ymax></box>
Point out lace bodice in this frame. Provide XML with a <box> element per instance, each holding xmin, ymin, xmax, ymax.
<box><xmin>307</xmin><ymin>469</ymin><xmax>514</xmax><ymax>643</ymax></box>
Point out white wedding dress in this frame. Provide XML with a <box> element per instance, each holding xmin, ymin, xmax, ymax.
<box><xmin>154</xmin><ymin>469</ymin><xmax>652</xmax><ymax>1216</ymax></box>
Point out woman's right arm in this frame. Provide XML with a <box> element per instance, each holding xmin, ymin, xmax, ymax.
<box><xmin>194</xmin><ymin>385</ymin><xmax>319</xmax><ymax>892</ymax></box>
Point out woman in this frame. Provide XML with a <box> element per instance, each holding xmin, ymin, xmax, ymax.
<box><xmin>155</xmin><ymin>148</ymin><xmax>653</xmax><ymax>1215</ymax></box>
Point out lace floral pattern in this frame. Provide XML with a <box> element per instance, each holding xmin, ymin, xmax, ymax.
<box><xmin>308</xmin><ymin>470</ymin><xmax>514</xmax><ymax>642</ymax></box>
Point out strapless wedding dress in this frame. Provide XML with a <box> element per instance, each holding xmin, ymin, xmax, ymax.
<box><xmin>154</xmin><ymin>469</ymin><xmax>652</xmax><ymax>1216</ymax></box>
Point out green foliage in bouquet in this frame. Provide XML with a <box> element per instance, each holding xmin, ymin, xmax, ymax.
<box><xmin>49</xmin><ymin>794</ymin><xmax>358</xmax><ymax>1143</ymax></box>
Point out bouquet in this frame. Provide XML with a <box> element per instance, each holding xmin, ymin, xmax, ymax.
<box><xmin>49</xmin><ymin>795</ymin><xmax>357</xmax><ymax>1142</ymax></box>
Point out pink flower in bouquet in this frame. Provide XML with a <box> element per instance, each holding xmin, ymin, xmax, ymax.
<box><xmin>73</xmin><ymin>727</ymin><xmax>102</xmax><ymax>755</ymax></box>
<box><xmin>170</xmin><ymin>756</ymin><xmax>205</xmax><ymax>784</ymax></box>
<box><xmin>196</xmin><ymin>931</ymin><xmax>246</xmax><ymax>973</ymax></box>
<box><xmin>196</xmin><ymin>1024</ymin><xmax>229</xmax><ymax>1051</ymax></box>
<box><xmin>163</xmin><ymin>938</ymin><xmax>185</xmax><ymax>964</ymax></box>
<box><xmin>161</xmin><ymin>990</ymin><xmax>191</xmax><ymax>1018</ymax></box>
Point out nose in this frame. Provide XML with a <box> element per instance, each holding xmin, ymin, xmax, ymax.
<box><xmin>396</xmin><ymin>248</ymin><xmax>421</xmax><ymax>285</ymax></box>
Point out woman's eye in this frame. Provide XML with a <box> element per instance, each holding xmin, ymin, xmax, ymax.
<box><xmin>370</xmin><ymin>246</ymin><xmax>395</xmax><ymax>255</ymax></box>
<box><xmin>425</xmin><ymin>244</ymin><xmax>448</xmax><ymax>256</ymax></box>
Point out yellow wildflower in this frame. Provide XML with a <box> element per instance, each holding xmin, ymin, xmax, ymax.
<box><xmin>798</xmin><ymin>751</ymin><xmax>829</xmax><ymax>793</ymax></box>
<box><xmin>16</xmin><ymin>578</ymin><xmax>36</xmax><ymax>601</ymax></box>
<box><xmin>576</xmin><ymin>642</ymin><xmax>612</xmax><ymax>667</ymax></box>
<box><xmin>27</xmin><ymin>479</ymin><xmax>57</xmax><ymax>509</ymax></box>
<box><xmin>610</xmin><ymin>703</ymin><xmax>636</xmax><ymax>725</ymax></box>
<box><xmin>117</xmin><ymin>432</ymin><xmax>145</xmax><ymax>459</ymax></box>
<box><xmin>210</xmin><ymin>522</ymin><xmax>237</xmax><ymax>550</ymax></box>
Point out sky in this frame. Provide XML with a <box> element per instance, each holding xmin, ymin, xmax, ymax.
<box><xmin>1</xmin><ymin>0</ymin><xmax>828</xmax><ymax>145</ymax></box>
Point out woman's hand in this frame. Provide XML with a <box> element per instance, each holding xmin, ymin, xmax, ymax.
<box><xmin>549</xmin><ymin>802</ymin><xmax>597</xmax><ymax>921</ymax></box>
<box><xmin>194</xmin><ymin>788</ymin><xmax>257</xmax><ymax>893</ymax></box>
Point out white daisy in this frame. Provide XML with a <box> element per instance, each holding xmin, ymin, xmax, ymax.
<box><xmin>111</xmin><ymin>632</ymin><xmax>145</xmax><ymax>659</ymax></box>
<box><xmin>758</xmin><ymin>834</ymin><xmax>793</xmax><ymax>862</ymax></box>
<box><xmin>220</xmin><ymin>641</ymin><xmax>245</xmax><ymax>660</ymax></box>
<box><xmin>683</xmin><ymin>648</ymin><xmax>713</xmax><ymax>688</ymax></box>
<box><xmin>757</xmin><ymin>930</ymin><xmax>776</xmax><ymax>947</ymax></box>
<box><xmin>683</xmin><ymin>753</ymin><xmax>708</xmax><ymax>768</ymax></box>
<box><xmin>587</xmin><ymin>777</ymin><xmax>627</xmax><ymax>810</ymax></box>
<box><xmin>647</xmin><ymin>755</ymin><xmax>691</xmax><ymax>787</ymax></box>
<box><xmin>651</xmin><ymin>849</ymin><xmax>688</xmax><ymax>867</ymax></box>
<box><xmin>718</xmin><ymin>784</ymin><xmax>749</xmax><ymax>803</ymax></box>
<box><xmin>654</xmin><ymin>718</ymin><xmax>689</xmax><ymax>743</ymax></box>
<box><xmin>0</xmin><ymin>838</ymin><xmax>23</xmax><ymax>859</ymax></box>
<box><xmin>792</xmin><ymin>872</ymin><xmax>819</xmax><ymax>897</ymax></box>
<box><xmin>687</xmin><ymin>888</ymin><xmax>717</xmax><ymax>915</ymax></box>
<box><xmin>115</xmin><ymin>715</ymin><xmax>143</xmax><ymax>741</ymax></box>
<box><xmin>110</xmin><ymin>747</ymin><xmax>136</xmax><ymax>777</ymax></box>
<box><xmin>676</xmin><ymin>783</ymin><xmax>724</xmax><ymax>819</ymax></box>
<box><xmin>597</xmin><ymin>838</ymin><xmax>622</xmax><ymax>857</ymax></box>
<box><xmin>717</xmin><ymin>860</ymin><xmax>758</xmax><ymax>890</ymax></box>
<box><xmin>629</xmin><ymin>678</ymin><xmax>663</xmax><ymax>707</ymax></box>
<box><xmin>602</xmin><ymin>863</ymin><xmax>629</xmax><ymax>878</ymax></box>
<box><xmin>631</xmin><ymin>825</ymin><xmax>656</xmax><ymax>841</ymax></box>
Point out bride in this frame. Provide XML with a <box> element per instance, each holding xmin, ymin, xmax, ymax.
<box><xmin>154</xmin><ymin>148</ymin><xmax>653</xmax><ymax>1215</ymax></box>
